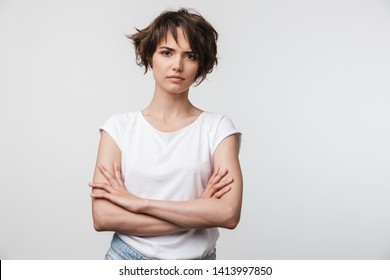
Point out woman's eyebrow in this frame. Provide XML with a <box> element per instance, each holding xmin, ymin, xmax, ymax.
<box><xmin>159</xmin><ymin>46</ymin><xmax>193</xmax><ymax>53</ymax></box>
<box><xmin>159</xmin><ymin>46</ymin><xmax>175</xmax><ymax>51</ymax></box>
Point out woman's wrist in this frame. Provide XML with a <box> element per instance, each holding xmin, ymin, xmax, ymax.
<box><xmin>136</xmin><ymin>198</ymin><xmax>150</xmax><ymax>214</ymax></box>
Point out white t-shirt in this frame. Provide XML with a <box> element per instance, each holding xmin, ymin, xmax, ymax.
<box><xmin>100</xmin><ymin>111</ymin><xmax>241</xmax><ymax>259</ymax></box>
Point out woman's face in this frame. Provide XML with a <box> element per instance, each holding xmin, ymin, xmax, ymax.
<box><xmin>151</xmin><ymin>27</ymin><xmax>199</xmax><ymax>95</ymax></box>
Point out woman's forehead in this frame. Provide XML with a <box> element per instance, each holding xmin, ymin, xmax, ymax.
<box><xmin>157</xmin><ymin>28</ymin><xmax>192</xmax><ymax>50</ymax></box>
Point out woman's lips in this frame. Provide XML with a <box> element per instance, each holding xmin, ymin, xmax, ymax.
<box><xmin>167</xmin><ymin>75</ymin><xmax>184</xmax><ymax>82</ymax></box>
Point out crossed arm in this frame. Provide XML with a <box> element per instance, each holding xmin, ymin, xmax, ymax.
<box><xmin>90</xmin><ymin>131</ymin><xmax>243</xmax><ymax>236</ymax></box>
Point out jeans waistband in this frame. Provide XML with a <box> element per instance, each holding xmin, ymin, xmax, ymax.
<box><xmin>104</xmin><ymin>233</ymin><xmax>216</xmax><ymax>260</ymax></box>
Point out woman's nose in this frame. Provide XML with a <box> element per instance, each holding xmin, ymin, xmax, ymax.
<box><xmin>172</xmin><ymin>56</ymin><xmax>183</xmax><ymax>72</ymax></box>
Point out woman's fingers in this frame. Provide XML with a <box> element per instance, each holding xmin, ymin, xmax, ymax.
<box><xmin>211</xmin><ymin>168</ymin><xmax>229</xmax><ymax>184</ymax></box>
<box><xmin>98</xmin><ymin>163</ymin><xmax>121</xmax><ymax>189</ymax></box>
<box><xmin>202</xmin><ymin>175</ymin><xmax>234</xmax><ymax>199</ymax></box>
<box><xmin>211</xmin><ymin>185</ymin><xmax>232</xmax><ymax>199</ymax></box>
<box><xmin>209</xmin><ymin>167</ymin><xmax>227</xmax><ymax>184</ymax></box>
<box><xmin>90</xmin><ymin>163</ymin><xmax>127</xmax><ymax>199</ymax></box>
<box><xmin>113</xmin><ymin>162</ymin><xmax>126</xmax><ymax>188</ymax></box>
<box><xmin>213</xmin><ymin>177</ymin><xmax>233</xmax><ymax>192</ymax></box>
<box><xmin>98</xmin><ymin>164</ymin><xmax>113</xmax><ymax>181</ymax></box>
<box><xmin>90</xmin><ymin>191</ymin><xmax>110</xmax><ymax>199</ymax></box>
<box><xmin>89</xmin><ymin>182</ymin><xmax>112</xmax><ymax>193</ymax></box>
<box><xmin>89</xmin><ymin>181</ymin><xmax>139</xmax><ymax>212</ymax></box>
<box><xmin>113</xmin><ymin>162</ymin><xmax>121</xmax><ymax>179</ymax></box>
<box><xmin>208</xmin><ymin>167</ymin><xmax>220</xmax><ymax>183</ymax></box>
<box><xmin>90</xmin><ymin>189</ymin><xmax>118</xmax><ymax>204</ymax></box>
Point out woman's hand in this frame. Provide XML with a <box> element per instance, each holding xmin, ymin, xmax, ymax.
<box><xmin>201</xmin><ymin>167</ymin><xmax>234</xmax><ymax>199</ymax></box>
<box><xmin>90</xmin><ymin>162</ymin><xmax>233</xmax><ymax>213</ymax></box>
<box><xmin>89</xmin><ymin>162</ymin><xmax>143</xmax><ymax>213</ymax></box>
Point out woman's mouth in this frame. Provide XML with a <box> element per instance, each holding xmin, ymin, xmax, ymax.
<box><xmin>167</xmin><ymin>75</ymin><xmax>185</xmax><ymax>82</ymax></box>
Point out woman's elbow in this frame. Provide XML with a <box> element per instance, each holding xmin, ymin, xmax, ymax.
<box><xmin>92</xmin><ymin>209</ymin><xmax>110</xmax><ymax>232</ymax></box>
<box><xmin>221</xmin><ymin>206</ymin><xmax>241</xmax><ymax>230</ymax></box>
<box><xmin>225</xmin><ymin>215</ymin><xmax>240</xmax><ymax>230</ymax></box>
<box><xmin>93</xmin><ymin>215</ymin><xmax>104</xmax><ymax>232</ymax></box>
<box><xmin>92</xmin><ymin>199</ymin><xmax>117</xmax><ymax>231</ymax></box>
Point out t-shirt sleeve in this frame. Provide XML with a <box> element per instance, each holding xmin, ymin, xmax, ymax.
<box><xmin>99</xmin><ymin>115</ymin><xmax>122</xmax><ymax>151</ymax></box>
<box><xmin>212</xmin><ymin>115</ymin><xmax>242</xmax><ymax>154</ymax></box>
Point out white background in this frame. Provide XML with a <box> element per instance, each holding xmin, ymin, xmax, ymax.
<box><xmin>1</xmin><ymin>0</ymin><xmax>390</xmax><ymax>259</ymax></box>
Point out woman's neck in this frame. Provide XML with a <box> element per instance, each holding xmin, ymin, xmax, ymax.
<box><xmin>142</xmin><ymin>87</ymin><xmax>199</xmax><ymax>120</ymax></box>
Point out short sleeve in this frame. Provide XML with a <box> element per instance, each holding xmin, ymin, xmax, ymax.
<box><xmin>99</xmin><ymin>115</ymin><xmax>122</xmax><ymax>151</ymax></box>
<box><xmin>212</xmin><ymin>115</ymin><xmax>242</xmax><ymax>154</ymax></box>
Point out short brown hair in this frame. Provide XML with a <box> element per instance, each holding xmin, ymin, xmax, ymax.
<box><xmin>127</xmin><ymin>8</ymin><xmax>218</xmax><ymax>85</ymax></box>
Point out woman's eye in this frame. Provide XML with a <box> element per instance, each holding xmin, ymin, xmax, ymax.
<box><xmin>161</xmin><ymin>51</ymin><xmax>171</xmax><ymax>56</ymax></box>
<box><xmin>186</xmin><ymin>53</ymin><xmax>197</xmax><ymax>60</ymax></box>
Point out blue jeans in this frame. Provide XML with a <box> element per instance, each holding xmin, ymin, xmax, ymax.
<box><xmin>104</xmin><ymin>233</ymin><xmax>216</xmax><ymax>260</ymax></box>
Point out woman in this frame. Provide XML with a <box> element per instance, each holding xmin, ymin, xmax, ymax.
<box><xmin>89</xmin><ymin>8</ymin><xmax>243</xmax><ymax>260</ymax></box>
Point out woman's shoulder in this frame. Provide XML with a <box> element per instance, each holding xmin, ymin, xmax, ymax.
<box><xmin>202</xmin><ymin>111</ymin><xmax>235</xmax><ymax>124</ymax></box>
<box><xmin>202</xmin><ymin>111</ymin><xmax>226</xmax><ymax>120</ymax></box>
<box><xmin>201</xmin><ymin>111</ymin><xmax>241</xmax><ymax>151</ymax></box>
<box><xmin>105</xmin><ymin>111</ymin><xmax>138</xmax><ymax>122</ymax></box>
<box><xmin>200</xmin><ymin>111</ymin><xmax>238</xmax><ymax>132</ymax></box>
<box><xmin>101</xmin><ymin>111</ymin><xmax>140</xmax><ymax>130</ymax></box>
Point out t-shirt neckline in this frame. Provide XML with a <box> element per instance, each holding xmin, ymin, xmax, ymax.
<box><xmin>137</xmin><ymin>111</ymin><xmax>205</xmax><ymax>135</ymax></box>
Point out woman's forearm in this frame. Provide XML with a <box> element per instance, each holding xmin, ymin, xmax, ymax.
<box><xmin>92</xmin><ymin>170</ymin><xmax>242</xmax><ymax>230</ymax></box>
<box><xmin>138</xmin><ymin>198</ymin><xmax>239</xmax><ymax>229</ymax></box>
<box><xmin>91</xmin><ymin>160</ymin><xmax>240</xmax><ymax>231</ymax></box>
<box><xmin>92</xmin><ymin>199</ymin><xmax>188</xmax><ymax>236</ymax></box>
